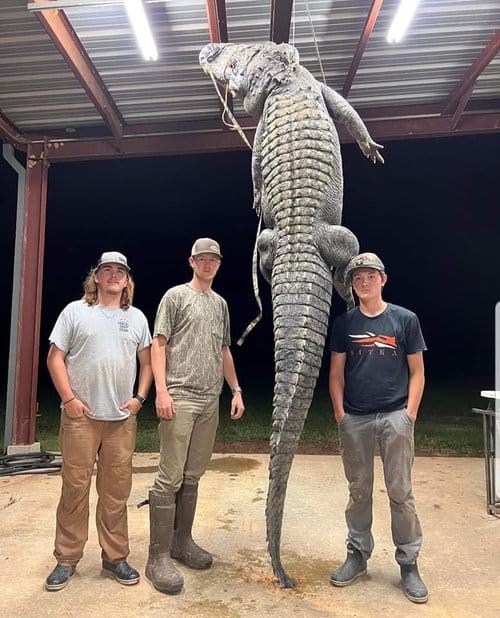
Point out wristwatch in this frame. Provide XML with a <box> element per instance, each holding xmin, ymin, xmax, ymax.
<box><xmin>134</xmin><ymin>394</ymin><xmax>146</xmax><ymax>405</ymax></box>
<box><xmin>231</xmin><ymin>387</ymin><xmax>242</xmax><ymax>394</ymax></box>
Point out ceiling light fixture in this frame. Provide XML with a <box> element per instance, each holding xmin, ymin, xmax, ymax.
<box><xmin>124</xmin><ymin>0</ymin><xmax>158</xmax><ymax>61</ymax></box>
<box><xmin>387</xmin><ymin>0</ymin><xmax>420</xmax><ymax>44</ymax></box>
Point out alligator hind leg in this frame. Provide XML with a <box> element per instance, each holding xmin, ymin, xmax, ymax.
<box><xmin>314</xmin><ymin>222</ymin><xmax>359</xmax><ymax>308</ymax></box>
<box><xmin>257</xmin><ymin>228</ymin><xmax>277</xmax><ymax>284</ymax></box>
<box><xmin>333</xmin><ymin>266</ymin><xmax>355</xmax><ymax>309</ymax></box>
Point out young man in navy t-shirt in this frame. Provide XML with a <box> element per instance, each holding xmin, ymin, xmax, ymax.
<box><xmin>329</xmin><ymin>252</ymin><xmax>428</xmax><ymax>604</ymax></box>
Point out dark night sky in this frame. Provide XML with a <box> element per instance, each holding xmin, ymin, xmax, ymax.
<box><xmin>1</xmin><ymin>132</ymin><xmax>499</xmax><ymax>404</ymax></box>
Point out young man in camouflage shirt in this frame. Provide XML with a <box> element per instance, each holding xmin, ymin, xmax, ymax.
<box><xmin>146</xmin><ymin>238</ymin><xmax>245</xmax><ymax>594</ymax></box>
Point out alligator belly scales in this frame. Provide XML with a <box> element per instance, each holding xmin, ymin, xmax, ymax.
<box><xmin>200</xmin><ymin>41</ymin><xmax>383</xmax><ymax>587</ymax></box>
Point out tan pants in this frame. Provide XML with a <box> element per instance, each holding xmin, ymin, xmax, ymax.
<box><xmin>153</xmin><ymin>397</ymin><xmax>219</xmax><ymax>496</ymax></box>
<box><xmin>54</xmin><ymin>412</ymin><xmax>137</xmax><ymax>565</ymax></box>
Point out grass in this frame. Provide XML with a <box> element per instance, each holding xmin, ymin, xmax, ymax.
<box><xmin>3</xmin><ymin>378</ymin><xmax>486</xmax><ymax>456</ymax></box>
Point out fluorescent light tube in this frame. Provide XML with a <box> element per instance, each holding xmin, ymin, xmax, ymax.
<box><xmin>387</xmin><ymin>0</ymin><xmax>420</xmax><ymax>43</ymax></box>
<box><xmin>124</xmin><ymin>0</ymin><xmax>158</xmax><ymax>61</ymax></box>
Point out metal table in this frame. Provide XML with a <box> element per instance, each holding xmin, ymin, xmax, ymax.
<box><xmin>472</xmin><ymin>391</ymin><xmax>500</xmax><ymax>515</ymax></box>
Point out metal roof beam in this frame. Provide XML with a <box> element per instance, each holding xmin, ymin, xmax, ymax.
<box><xmin>204</xmin><ymin>0</ymin><xmax>228</xmax><ymax>43</ymax></box>
<box><xmin>204</xmin><ymin>1</ymin><xmax>233</xmax><ymax>125</ymax></box>
<box><xmin>0</xmin><ymin>111</ymin><xmax>28</xmax><ymax>150</ymax></box>
<box><xmin>450</xmin><ymin>85</ymin><xmax>475</xmax><ymax>131</ymax></box>
<box><xmin>33</xmin><ymin>0</ymin><xmax>124</xmax><ymax>139</ymax></box>
<box><xmin>39</xmin><ymin>112</ymin><xmax>499</xmax><ymax>162</ymax></box>
<box><xmin>28</xmin><ymin>1</ymin><xmax>123</xmax><ymax>8</ymax></box>
<box><xmin>342</xmin><ymin>0</ymin><xmax>384</xmax><ymax>98</ymax></box>
<box><xmin>270</xmin><ymin>0</ymin><xmax>294</xmax><ymax>44</ymax></box>
<box><xmin>443</xmin><ymin>30</ymin><xmax>500</xmax><ymax>117</ymax></box>
<box><xmin>356</xmin><ymin>112</ymin><xmax>500</xmax><ymax>141</ymax></box>
<box><xmin>24</xmin><ymin>103</ymin><xmax>447</xmax><ymax>142</ymax></box>
<box><xmin>26</xmin><ymin>117</ymin><xmax>254</xmax><ymax>142</ymax></box>
<box><xmin>45</xmin><ymin>129</ymin><xmax>250</xmax><ymax>161</ymax></box>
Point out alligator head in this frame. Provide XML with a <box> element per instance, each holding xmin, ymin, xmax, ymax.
<box><xmin>199</xmin><ymin>42</ymin><xmax>300</xmax><ymax>116</ymax></box>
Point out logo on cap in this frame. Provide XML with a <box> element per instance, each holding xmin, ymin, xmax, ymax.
<box><xmin>191</xmin><ymin>238</ymin><xmax>222</xmax><ymax>258</ymax></box>
<box><xmin>97</xmin><ymin>251</ymin><xmax>130</xmax><ymax>271</ymax></box>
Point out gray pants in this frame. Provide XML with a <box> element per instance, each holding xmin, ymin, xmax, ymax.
<box><xmin>339</xmin><ymin>408</ymin><xmax>423</xmax><ymax>565</ymax></box>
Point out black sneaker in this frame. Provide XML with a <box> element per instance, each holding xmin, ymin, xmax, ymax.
<box><xmin>101</xmin><ymin>560</ymin><xmax>140</xmax><ymax>586</ymax></box>
<box><xmin>45</xmin><ymin>564</ymin><xmax>76</xmax><ymax>591</ymax></box>
<box><xmin>330</xmin><ymin>544</ymin><xmax>367</xmax><ymax>587</ymax></box>
<box><xmin>400</xmin><ymin>562</ymin><xmax>429</xmax><ymax>603</ymax></box>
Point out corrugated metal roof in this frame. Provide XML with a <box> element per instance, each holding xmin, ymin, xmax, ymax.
<box><xmin>66</xmin><ymin>1</ymin><xmax>219</xmax><ymax>122</ymax></box>
<box><xmin>349</xmin><ymin>0</ymin><xmax>500</xmax><ymax>106</ymax></box>
<box><xmin>0</xmin><ymin>0</ymin><xmax>498</xmax><ymax>154</ymax></box>
<box><xmin>0</xmin><ymin>0</ymin><xmax>104</xmax><ymax>128</ymax></box>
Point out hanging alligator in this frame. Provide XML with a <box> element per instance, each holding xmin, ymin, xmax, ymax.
<box><xmin>199</xmin><ymin>41</ymin><xmax>384</xmax><ymax>588</ymax></box>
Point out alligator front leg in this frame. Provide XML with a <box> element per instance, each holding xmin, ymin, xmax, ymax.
<box><xmin>320</xmin><ymin>84</ymin><xmax>384</xmax><ymax>164</ymax></box>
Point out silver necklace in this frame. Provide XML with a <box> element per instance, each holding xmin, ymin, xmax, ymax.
<box><xmin>98</xmin><ymin>304</ymin><xmax>120</xmax><ymax>319</ymax></box>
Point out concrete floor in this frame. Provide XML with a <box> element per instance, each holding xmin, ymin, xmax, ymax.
<box><xmin>1</xmin><ymin>453</ymin><xmax>499</xmax><ymax>617</ymax></box>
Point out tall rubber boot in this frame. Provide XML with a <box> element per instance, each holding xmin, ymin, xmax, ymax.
<box><xmin>171</xmin><ymin>484</ymin><xmax>213</xmax><ymax>569</ymax></box>
<box><xmin>145</xmin><ymin>492</ymin><xmax>184</xmax><ymax>594</ymax></box>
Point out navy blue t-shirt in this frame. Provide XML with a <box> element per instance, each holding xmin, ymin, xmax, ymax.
<box><xmin>329</xmin><ymin>303</ymin><xmax>426</xmax><ymax>415</ymax></box>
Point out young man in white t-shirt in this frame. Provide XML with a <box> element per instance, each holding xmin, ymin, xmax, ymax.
<box><xmin>45</xmin><ymin>251</ymin><xmax>152</xmax><ymax>591</ymax></box>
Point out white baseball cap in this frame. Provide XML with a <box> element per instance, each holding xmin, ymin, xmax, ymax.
<box><xmin>97</xmin><ymin>251</ymin><xmax>130</xmax><ymax>271</ymax></box>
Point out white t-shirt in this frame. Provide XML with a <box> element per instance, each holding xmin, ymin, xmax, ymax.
<box><xmin>49</xmin><ymin>300</ymin><xmax>152</xmax><ymax>420</ymax></box>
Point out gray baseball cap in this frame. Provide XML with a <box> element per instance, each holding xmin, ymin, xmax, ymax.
<box><xmin>345</xmin><ymin>252</ymin><xmax>385</xmax><ymax>279</ymax></box>
<box><xmin>191</xmin><ymin>238</ymin><xmax>222</xmax><ymax>258</ymax></box>
<box><xmin>97</xmin><ymin>251</ymin><xmax>130</xmax><ymax>271</ymax></box>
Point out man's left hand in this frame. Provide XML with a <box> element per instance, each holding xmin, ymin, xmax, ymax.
<box><xmin>120</xmin><ymin>398</ymin><xmax>142</xmax><ymax>415</ymax></box>
<box><xmin>230</xmin><ymin>393</ymin><xmax>245</xmax><ymax>420</ymax></box>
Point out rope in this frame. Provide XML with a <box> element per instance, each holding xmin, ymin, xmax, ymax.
<box><xmin>304</xmin><ymin>0</ymin><xmax>327</xmax><ymax>85</ymax></box>
<box><xmin>205</xmin><ymin>64</ymin><xmax>263</xmax><ymax>343</ymax></box>
<box><xmin>206</xmin><ymin>67</ymin><xmax>253</xmax><ymax>150</ymax></box>
<box><xmin>237</xmin><ymin>211</ymin><xmax>263</xmax><ymax>346</ymax></box>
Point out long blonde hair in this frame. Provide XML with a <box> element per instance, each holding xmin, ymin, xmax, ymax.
<box><xmin>82</xmin><ymin>266</ymin><xmax>135</xmax><ymax>309</ymax></box>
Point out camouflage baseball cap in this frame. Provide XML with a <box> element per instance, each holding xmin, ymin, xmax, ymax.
<box><xmin>345</xmin><ymin>252</ymin><xmax>385</xmax><ymax>279</ymax></box>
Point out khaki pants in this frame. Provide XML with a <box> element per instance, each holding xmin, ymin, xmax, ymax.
<box><xmin>54</xmin><ymin>412</ymin><xmax>137</xmax><ymax>565</ymax></box>
<box><xmin>153</xmin><ymin>396</ymin><xmax>219</xmax><ymax>496</ymax></box>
